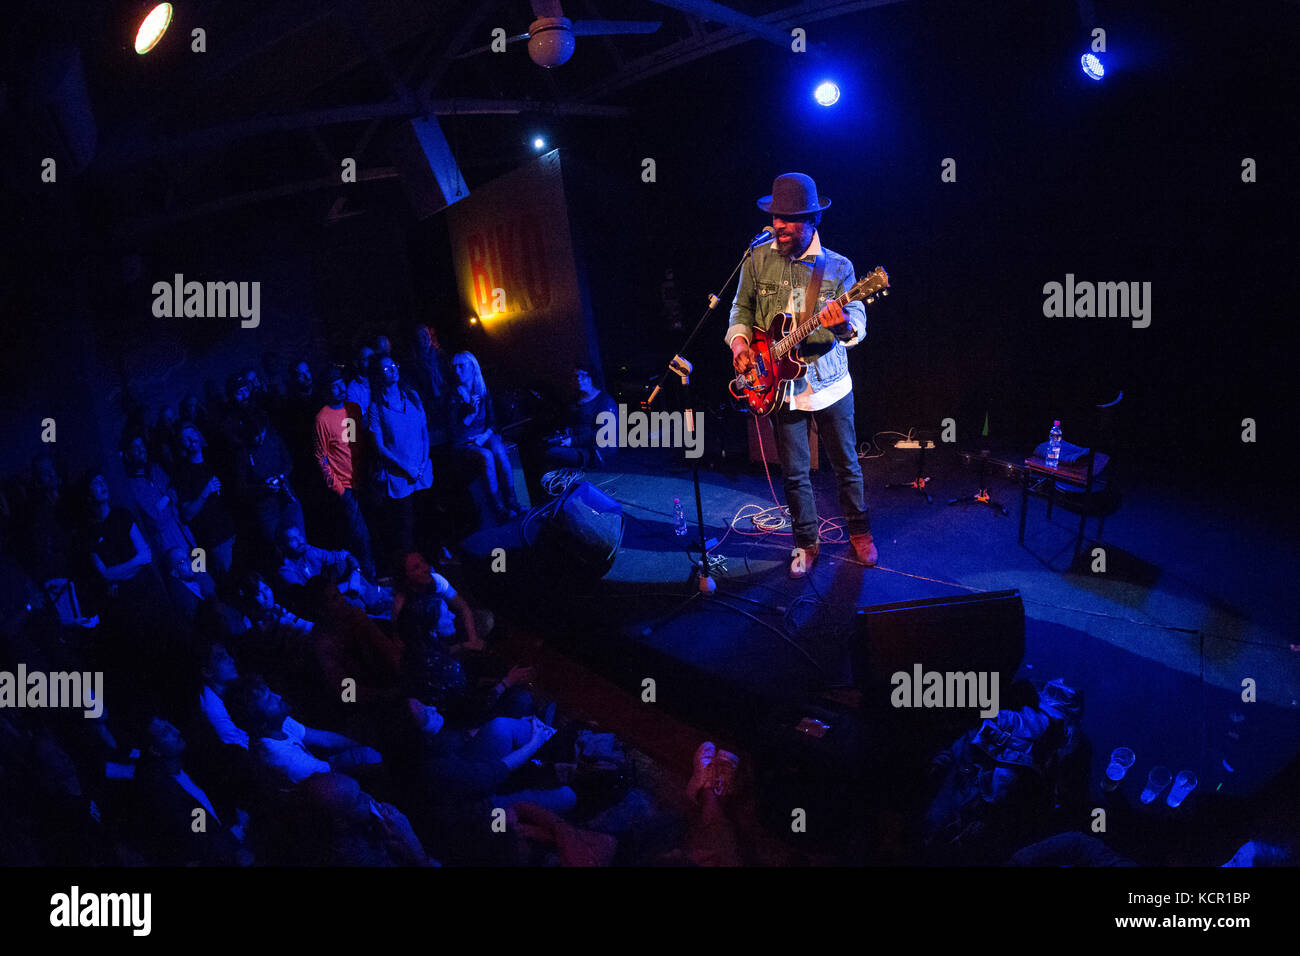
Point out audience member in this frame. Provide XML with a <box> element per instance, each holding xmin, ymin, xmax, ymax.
<box><xmin>541</xmin><ymin>364</ymin><xmax>619</xmax><ymax>472</ymax></box>
<box><xmin>121</xmin><ymin>433</ymin><xmax>196</xmax><ymax>564</ymax></box>
<box><xmin>313</xmin><ymin>367</ymin><xmax>373</xmax><ymax>577</ymax></box>
<box><xmin>346</xmin><ymin>346</ymin><xmax>375</xmax><ymax>415</ymax></box>
<box><xmin>224</xmin><ymin>676</ymin><xmax>381</xmax><ymax>787</ymax></box>
<box><xmin>449</xmin><ymin>351</ymin><xmax>521</xmax><ymax>522</ymax></box>
<box><xmin>366</xmin><ymin>355</ymin><xmax>433</xmax><ymax>565</ymax></box>
<box><xmin>172</xmin><ymin>423</ymin><xmax>236</xmax><ymax>578</ymax></box>
<box><xmin>232</xmin><ymin>411</ymin><xmax>304</xmax><ymax>551</ymax></box>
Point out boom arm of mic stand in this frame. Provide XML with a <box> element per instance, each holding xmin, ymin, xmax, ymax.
<box><xmin>645</xmin><ymin>246</ymin><xmax>754</xmax><ymax>409</ymax></box>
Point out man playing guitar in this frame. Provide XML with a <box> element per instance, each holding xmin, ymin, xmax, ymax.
<box><xmin>726</xmin><ymin>172</ymin><xmax>877</xmax><ymax>577</ymax></box>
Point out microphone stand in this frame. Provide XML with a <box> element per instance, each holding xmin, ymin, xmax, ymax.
<box><xmin>640</xmin><ymin>235</ymin><xmax>764</xmax><ymax>635</ymax></box>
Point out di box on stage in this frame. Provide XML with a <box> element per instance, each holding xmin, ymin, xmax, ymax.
<box><xmin>532</xmin><ymin>481</ymin><xmax>625</xmax><ymax>579</ymax></box>
<box><xmin>853</xmin><ymin>590</ymin><xmax>1025</xmax><ymax>695</ymax></box>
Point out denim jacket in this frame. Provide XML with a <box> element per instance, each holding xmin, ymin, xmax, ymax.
<box><xmin>726</xmin><ymin>232</ymin><xmax>867</xmax><ymax>394</ymax></box>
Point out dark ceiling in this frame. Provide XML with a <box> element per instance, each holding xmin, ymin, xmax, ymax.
<box><xmin>2</xmin><ymin>0</ymin><xmax>908</xmax><ymax>239</ymax></box>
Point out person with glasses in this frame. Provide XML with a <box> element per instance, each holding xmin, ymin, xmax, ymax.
<box><xmin>366</xmin><ymin>355</ymin><xmax>433</xmax><ymax>568</ymax></box>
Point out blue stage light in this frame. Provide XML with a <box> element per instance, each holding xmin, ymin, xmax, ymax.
<box><xmin>1081</xmin><ymin>53</ymin><xmax>1104</xmax><ymax>81</ymax></box>
<box><xmin>532</xmin><ymin>137</ymin><xmax>546</xmax><ymax>150</ymax></box>
<box><xmin>813</xmin><ymin>81</ymin><xmax>840</xmax><ymax>107</ymax></box>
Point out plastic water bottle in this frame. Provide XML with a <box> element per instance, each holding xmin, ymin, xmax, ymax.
<box><xmin>673</xmin><ymin>498</ymin><xmax>688</xmax><ymax>536</ymax></box>
<box><xmin>1047</xmin><ymin>420</ymin><xmax>1062</xmax><ymax>469</ymax></box>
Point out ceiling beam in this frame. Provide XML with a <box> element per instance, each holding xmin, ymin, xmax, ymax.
<box><xmin>116</xmin><ymin>167</ymin><xmax>402</xmax><ymax>241</ymax></box>
<box><xmin>95</xmin><ymin>96</ymin><xmax>629</xmax><ymax>171</ymax></box>
<box><xmin>580</xmin><ymin>0</ymin><xmax>909</xmax><ymax>102</ymax></box>
<box><xmin>641</xmin><ymin>0</ymin><xmax>790</xmax><ymax>46</ymax></box>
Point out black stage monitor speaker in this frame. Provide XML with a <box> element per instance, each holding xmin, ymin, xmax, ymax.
<box><xmin>853</xmin><ymin>589</ymin><xmax>1024</xmax><ymax>691</ymax></box>
<box><xmin>531</xmin><ymin>481</ymin><xmax>625</xmax><ymax>578</ymax></box>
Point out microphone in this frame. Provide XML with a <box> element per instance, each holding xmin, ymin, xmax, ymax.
<box><xmin>748</xmin><ymin>228</ymin><xmax>774</xmax><ymax>247</ymax></box>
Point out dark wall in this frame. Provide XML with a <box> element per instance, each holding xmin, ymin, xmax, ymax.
<box><xmin>549</xmin><ymin>0</ymin><xmax>1298</xmax><ymax>482</ymax></box>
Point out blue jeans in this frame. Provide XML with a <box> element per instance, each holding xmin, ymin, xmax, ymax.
<box><xmin>465</xmin><ymin>717</ymin><xmax>578</xmax><ymax>814</ymax></box>
<box><xmin>337</xmin><ymin>488</ymin><xmax>375</xmax><ymax>579</ymax></box>
<box><xmin>772</xmin><ymin>390</ymin><xmax>871</xmax><ymax>548</ymax></box>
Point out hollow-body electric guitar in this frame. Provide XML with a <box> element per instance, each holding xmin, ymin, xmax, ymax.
<box><xmin>729</xmin><ymin>266</ymin><xmax>890</xmax><ymax>416</ymax></box>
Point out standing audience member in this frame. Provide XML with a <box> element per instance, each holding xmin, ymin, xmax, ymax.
<box><xmin>347</xmin><ymin>346</ymin><xmax>375</xmax><ymax>415</ymax></box>
<box><xmin>314</xmin><ymin>367</ymin><xmax>373</xmax><ymax>577</ymax></box>
<box><xmin>232</xmin><ymin>412</ymin><xmax>304</xmax><ymax>552</ymax></box>
<box><xmin>172</xmin><ymin>423</ymin><xmax>236</xmax><ymax>579</ymax></box>
<box><xmin>410</xmin><ymin>325</ymin><xmax>450</xmax><ymax>446</ymax></box>
<box><xmin>15</xmin><ymin>454</ymin><xmax>72</xmax><ymax>589</ymax></box>
<box><xmin>366</xmin><ymin>355</ymin><xmax>433</xmax><ymax>568</ymax></box>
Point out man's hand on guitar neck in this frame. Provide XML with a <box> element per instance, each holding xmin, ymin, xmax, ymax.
<box><xmin>817</xmin><ymin>299</ymin><xmax>846</xmax><ymax>329</ymax></box>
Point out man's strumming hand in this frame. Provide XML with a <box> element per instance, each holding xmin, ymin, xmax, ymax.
<box><xmin>731</xmin><ymin>339</ymin><xmax>755</xmax><ymax>376</ymax></box>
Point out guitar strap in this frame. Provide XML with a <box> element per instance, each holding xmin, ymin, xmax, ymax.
<box><xmin>799</xmin><ymin>253</ymin><xmax>828</xmax><ymax>338</ymax></box>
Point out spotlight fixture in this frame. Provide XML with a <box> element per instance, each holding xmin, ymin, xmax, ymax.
<box><xmin>1081</xmin><ymin>52</ymin><xmax>1104</xmax><ymax>80</ymax></box>
<box><xmin>813</xmin><ymin>81</ymin><xmax>841</xmax><ymax>107</ymax></box>
<box><xmin>134</xmin><ymin>3</ymin><xmax>174</xmax><ymax>55</ymax></box>
<box><xmin>533</xmin><ymin>136</ymin><xmax>546</xmax><ymax>150</ymax></box>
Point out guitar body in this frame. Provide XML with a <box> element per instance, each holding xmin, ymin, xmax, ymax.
<box><xmin>731</xmin><ymin>314</ymin><xmax>808</xmax><ymax>416</ymax></box>
<box><xmin>728</xmin><ymin>266</ymin><xmax>890</xmax><ymax>418</ymax></box>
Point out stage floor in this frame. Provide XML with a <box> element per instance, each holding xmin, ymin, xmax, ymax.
<box><xmin>459</xmin><ymin>446</ymin><xmax>1300</xmax><ymax>807</ymax></box>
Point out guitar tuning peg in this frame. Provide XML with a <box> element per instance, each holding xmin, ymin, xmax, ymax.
<box><xmin>880</xmin><ymin>289</ymin><xmax>889</xmax><ymax>296</ymax></box>
<box><xmin>865</xmin><ymin>296</ymin><xmax>875</xmax><ymax>304</ymax></box>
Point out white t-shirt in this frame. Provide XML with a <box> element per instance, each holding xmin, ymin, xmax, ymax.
<box><xmin>256</xmin><ymin>716</ymin><xmax>328</xmax><ymax>785</ymax></box>
<box><xmin>429</xmin><ymin>573</ymin><xmax>458</xmax><ymax>638</ymax></box>
<box><xmin>199</xmin><ymin>686</ymin><xmax>249</xmax><ymax>749</ymax></box>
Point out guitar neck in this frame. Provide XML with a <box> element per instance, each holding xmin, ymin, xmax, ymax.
<box><xmin>772</xmin><ymin>289</ymin><xmax>853</xmax><ymax>360</ymax></box>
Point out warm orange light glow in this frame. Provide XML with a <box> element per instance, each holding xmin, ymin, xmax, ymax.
<box><xmin>134</xmin><ymin>4</ymin><xmax>174</xmax><ymax>55</ymax></box>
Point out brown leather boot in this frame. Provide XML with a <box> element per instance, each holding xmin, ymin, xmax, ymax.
<box><xmin>789</xmin><ymin>545</ymin><xmax>819</xmax><ymax>578</ymax></box>
<box><xmin>850</xmin><ymin>532</ymin><xmax>878</xmax><ymax>567</ymax></box>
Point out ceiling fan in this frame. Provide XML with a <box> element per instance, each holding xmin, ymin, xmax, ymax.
<box><xmin>457</xmin><ymin>0</ymin><xmax>661</xmax><ymax>68</ymax></box>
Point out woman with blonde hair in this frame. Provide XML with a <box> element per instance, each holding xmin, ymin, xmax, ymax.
<box><xmin>450</xmin><ymin>351</ymin><xmax>521</xmax><ymax>521</ymax></box>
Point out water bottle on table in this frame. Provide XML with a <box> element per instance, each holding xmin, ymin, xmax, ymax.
<box><xmin>1046</xmin><ymin>420</ymin><xmax>1062</xmax><ymax>469</ymax></box>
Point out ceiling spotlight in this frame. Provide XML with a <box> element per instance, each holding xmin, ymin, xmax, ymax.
<box><xmin>1081</xmin><ymin>52</ymin><xmax>1104</xmax><ymax>80</ymax></box>
<box><xmin>813</xmin><ymin>81</ymin><xmax>841</xmax><ymax>107</ymax></box>
<box><xmin>134</xmin><ymin>3</ymin><xmax>174</xmax><ymax>55</ymax></box>
<box><xmin>533</xmin><ymin>137</ymin><xmax>546</xmax><ymax>150</ymax></box>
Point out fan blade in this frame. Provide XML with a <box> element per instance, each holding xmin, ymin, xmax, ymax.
<box><xmin>571</xmin><ymin>19</ymin><xmax>662</xmax><ymax>37</ymax></box>
<box><xmin>455</xmin><ymin>32</ymin><xmax>531</xmax><ymax>60</ymax></box>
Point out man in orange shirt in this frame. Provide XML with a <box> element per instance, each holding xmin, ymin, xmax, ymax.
<box><xmin>315</xmin><ymin>367</ymin><xmax>374</xmax><ymax>578</ymax></box>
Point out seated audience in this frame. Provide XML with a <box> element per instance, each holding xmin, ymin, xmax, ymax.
<box><xmin>400</xmin><ymin>698</ymin><xmax>574</xmax><ymax>863</ymax></box>
<box><xmin>163</xmin><ymin>545</ymin><xmax>217</xmax><ymax>624</ymax></box>
<box><xmin>121</xmin><ymin>432</ymin><xmax>197</xmax><ymax>564</ymax></box>
<box><xmin>449</xmin><ymin>351</ymin><xmax>521</xmax><ymax>521</ymax></box>
<box><xmin>130</xmin><ymin>716</ymin><xmax>247</xmax><ymax>865</ymax></box>
<box><xmin>274</xmin><ymin>524</ymin><xmax>390</xmax><ymax>616</ymax></box>
<box><xmin>394</xmin><ymin>551</ymin><xmax>489</xmax><ymax>656</ymax></box>
<box><xmin>296</xmin><ymin>772</ymin><xmax>433</xmax><ymax>866</ymax></box>
<box><xmin>541</xmin><ymin>364</ymin><xmax>619</xmax><ymax>472</ymax></box>
<box><xmin>224</xmin><ymin>675</ymin><xmax>381</xmax><ymax>787</ymax></box>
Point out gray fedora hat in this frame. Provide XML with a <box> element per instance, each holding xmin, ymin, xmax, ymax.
<box><xmin>757</xmin><ymin>172</ymin><xmax>831</xmax><ymax>217</ymax></box>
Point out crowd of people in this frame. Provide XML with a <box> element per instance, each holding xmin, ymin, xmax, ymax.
<box><xmin>0</xmin><ymin>329</ymin><xmax>633</xmax><ymax>866</ymax></box>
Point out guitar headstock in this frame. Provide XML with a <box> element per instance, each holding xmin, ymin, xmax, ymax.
<box><xmin>847</xmin><ymin>267</ymin><xmax>890</xmax><ymax>305</ymax></box>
